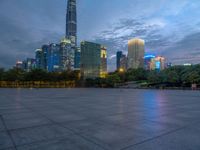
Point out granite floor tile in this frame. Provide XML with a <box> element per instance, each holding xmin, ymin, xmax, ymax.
<box><xmin>10</xmin><ymin>124</ymin><xmax>72</xmax><ymax>146</ymax></box>
<box><xmin>0</xmin><ymin>132</ymin><xmax>14</xmax><ymax>150</ymax></box>
<box><xmin>16</xmin><ymin>134</ymin><xmax>105</xmax><ymax>150</ymax></box>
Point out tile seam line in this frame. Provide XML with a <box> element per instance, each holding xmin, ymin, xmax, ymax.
<box><xmin>120</xmin><ymin>125</ymin><xmax>191</xmax><ymax>150</ymax></box>
<box><xmin>0</xmin><ymin>115</ymin><xmax>17</xmax><ymax>150</ymax></box>
<box><xmin>18</xmin><ymin>103</ymin><xmax>109</xmax><ymax>150</ymax></box>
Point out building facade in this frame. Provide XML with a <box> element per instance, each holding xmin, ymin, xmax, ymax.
<box><xmin>119</xmin><ymin>54</ymin><xmax>128</xmax><ymax>72</ymax></box>
<box><xmin>41</xmin><ymin>45</ymin><xmax>49</xmax><ymax>70</ymax></box>
<box><xmin>80</xmin><ymin>41</ymin><xmax>107</xmax><ymax>79</ymax></box>
<box><xmin>60</xmin><ymin>38</ymin><xmax>74</xmax><ymax>71</ymax></box>
<box><xmin>128</xmin><ymin>38</ymin><xmax>145</xmax><ymax>69</ymax></box>
<box><xmin>144</xmin><ymin>54</ymin><xmax>156</xmax><ymax>70</ymax></box>
<box><xmin>15</xmin><ymin>61</ymin><xmax>23</xmax><ymax>70</ymax></box>
<box><xmin>150</xmin><ymin>56</ymin><xmax>165</xmax><ymax>71</ymax></box>
<box><xmin>74</xmin><ymin>47</ymin><xmax>81</xmax><ymax>70</ymax></box>
<box><xmin>35</xmin><ymin>49</ymin><xmax>44</xmax><ymax>69</ymax></box>
<box><xmin>66</xmin><ymin>0</ymin><xmax>77</xmax><ymax>47</ymax></box>
<box><xmin>100</xmin><ymin>46</ymin><xmax>107</xmax><ymax>78</ymax></box>
<box><xmin>23</xmin><ymin>58</ymin><xmax>36</xmax><ymax>72</ymax></box>
<box><xmin>47</xmin><ymin>43</ymin><xmax>60</xmax><ymax>72</ymax></box>
<box><xmin>116</xmin><ymin>51</ymin><xmax>122</xmax><ymax>71</ymax></box>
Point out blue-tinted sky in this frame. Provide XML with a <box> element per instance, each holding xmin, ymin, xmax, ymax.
<box><xmin>1</xmin><ymin>0</ymin><xmax>200</xmax><ymax>71</ymax></box>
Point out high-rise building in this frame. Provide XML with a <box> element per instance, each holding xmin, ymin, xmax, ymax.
<box><xmin>80</xmin><ymin>41</ymin><xmax>107</xmax><ymax>79</ymax></box>
<box><xmin>66</xmin><ymin>0</ymin><xmax>77</xmax><ymax>47</ymax></box>
<box><xmin>23</xmin><ymin>58</ymin><xmax>36</xmax><ymax>72</ymax></box>
<box><xmin>35</xmin><ymin>49</ymin><xmax>43</xmax><ymax>69</ymax></box>
<box><xmin>150</xmin><ymin>56</ymin><xmax>165</xmax><ymax>71</ymax></box>
<box><xmin>60</xmin><ymin>38</ymin><xmax>74</xmax><ymax>71</ymax></box>
<box><xmin>128</xmin><ymin>38</ymin><xmax>145</xmax><ymax>69</ymax></box>
<box><xmin>47</xmin><ymin>43</ymin><xmax>61</xmax><ymax>72</ymax></box>
<box><xmin>15</xmin><ymin>61</ymin><xmax>23</xmax><ymax>69</ymax></box>
<box><xmin>100</xmin><ymin>46</ymin><xmax>107</xmax><ymax>78</ymax></box>
<box><xmin>144</xmin><ymin>54</ymin><xmax>156</xmax><ymax>70</ymax></box>
<box><xmin>66</xmin><ymin>0</ymin><xmax>77</xmax><ymax>70</ymax></box>
<box><xmin>116</xmin><ymin>51</ymin><xmax>122</xmax><ymax>71</ymax></box>
<box><xmin>116</xmin><ymin>51</ymin><xmax>127</xmax><ymax>72</ymax></box>
<box><xmin>74</xmin><ymin>47</ymin><xmax>81</xmax><ymax>70</ymax></box>
<box><xmin>119</xmin><ymin>54</ymin><xmax>127</xmax><ymax>72</ymax></box>
<box><xmin>41</xmin><ymin>45</ymin><xmax>49</xmax><ymax>70</ymax></box>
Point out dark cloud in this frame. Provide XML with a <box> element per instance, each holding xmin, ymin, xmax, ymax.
<box><xmin>163</xmin><ymin>32</ymin><xmax>200</xmax><ymax>64</ymax></box>
<box><xmin>0</xmin><ymin>0</ymin><xmax>65</xmax><ymax>68</ymax></box>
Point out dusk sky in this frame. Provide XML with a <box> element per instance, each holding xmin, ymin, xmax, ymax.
<box><xmin>1</xmin><ymin>0</ymin><xmax>200</xmax><ymax>71</ymax></box>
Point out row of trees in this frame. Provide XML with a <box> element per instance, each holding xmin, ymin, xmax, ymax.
<box><xmin>85</xmin><ymin>65</ymin><xmax>200</xmax><ymax>87</ymax></box>
<box><xmin>1</xmin><ymin>65</ymin><xmax>200</xmax><ymax>87</ymax></box>
<box><xmin>0</xmin><ymin>68</ymin><xmax>80</xmax><ymax>82</ymax></box>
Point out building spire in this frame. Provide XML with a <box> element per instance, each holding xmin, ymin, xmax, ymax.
<box><xmin>66</xmin><ymin>0</ymin><xmax>77</xmax><ymax>47</ymax></box>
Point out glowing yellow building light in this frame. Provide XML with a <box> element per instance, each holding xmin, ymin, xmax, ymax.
<box><xmin>100</xmin><ymin>72</ymin><xmax>107</xmax><ymax>78</ymax></box>
<box><xmin>101</xmin><ymin>50</ymin><xmax>107</xmax><ymax>58</ymax></box>
<box><xmin>119</xmin><ymin>68</ymin><xmax>124</xmax><ymax>73</ymax></box>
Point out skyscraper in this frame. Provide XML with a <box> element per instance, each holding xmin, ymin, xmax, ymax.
<box><xmin>150</xmin><ymin>56</ymin><xmax>165</xmax><ymax>71</ymax></box>
<box><xmin>74</xmin><ymin>47</ymin><xmax>81</xmax><ymax>69</ymax></box>
<box><xmin>144</xmin><ymin>54</ymin><xmax>156</xmax><ymax>70</ymax></box>
<box><xmin>60</xmin><ymin>38</ymin><xmax>74</xmax><ymax>71</ymax></box>
<box><xmin>119</xmin><ymin>54</ymin><xmax>128</xmax><ymax>72</ymax></box>
<box><xmin>100</xmin><ymin>46</ymin><xmax>107</xmax><ymax>78</ymax></box>
<box><xmin>47</xmin><ymin>43</ymin><xmax>60</xmax><ymax>72</ymax></box>
<box><xmin>128</xmin><ymin>38</ymin><xmax>145</xmax><ymax>69</ymax></box>
<box><xmin>116</xmin><ymin>51</ymin><xmax>122</xmax><ymax>71</ymax></box>
<box><xmin>80</xmin><ymin>41</ymin><xmax>107</xmax><ymax>79</ymax></box>
<box><xmin>66</xmin><ymin>0</ymin><xmax>77</xmax><ymax>47</ymax></box>
<box><xmin>35</xmin><ymin>49</ymin><xmax>43</xmax><ymax>69</ymax></box>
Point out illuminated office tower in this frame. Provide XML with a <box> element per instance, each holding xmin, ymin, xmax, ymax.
<box><xmin>47</xmin><ymin>43</ymin><xmax>61</xmax><ymax>72</ymax></box>
<box><xmin>100</xmin><ymin>46</ymin><xmax>107</xmax><ymax>78</ymax></box>
<box><xmin>144</xmin><ymin>54</ymin><xmax>156</xmax><ymax>70</ymax></box>
<box><xmin>15</xmin><ymin>61</ymin><xmax>23</xmax><ymax>69</ymax></box>
<box><xmin>150</xmin><ymin>56</ymin><xmax>165</xmax><ymax>71</ymax></box>
<box><xmin>128</xmin><ymin>38</ymin><xmax>145</xmax><ymax>69</ymax></box>
<box><xmin>60</xmin><ymin>38</ymin><xmax>74</xmax><ymax>71</ymax></box>
<box><xmin>80</xmin><ymin>41</ymin><xmax>107</xmax><ymax>79</ymax></box>
<box><xmin>66</xmin><ymin>0</ymin><xmax>77</xmax><ymax>47</ymax></box>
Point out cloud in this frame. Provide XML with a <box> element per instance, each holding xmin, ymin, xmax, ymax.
<box><xmin>163</xmin><ymin>32</ymin><xmax>200</xmax><ymax>64</ymax></box>
<box><xmin>0</xmin><ymin>0</ymin><xmax>65</xmax><ymax>68</ymax></box>
<box><xmin>93</xmin><ymin>18</ymin><xmax>172</xmax><ymax>71</ymax></box>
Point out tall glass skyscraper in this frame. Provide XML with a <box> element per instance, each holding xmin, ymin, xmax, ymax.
<box><xmin>80</xmin><ymin>41</ymin><xmax>107</xmax><ymax>79</ymax></box>
<box><xmin>66</xmin><ymin>0</ymin><xmax>77</xmax><ymax>47</ymax></box>
<box><xmin>116</xmin><ymin>51</ymin><xmax>122</xmax><ymax>71</ymax></box>
<box><xmin>60</xmin><ymin>38</ymin><xmax>74</xmax><ymax>71</ymax></box>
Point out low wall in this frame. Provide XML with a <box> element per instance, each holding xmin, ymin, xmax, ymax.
<box><xmin>0</xmin><ymin>81</ymin><xmax>76</xmax><ymax>88</ymax></box>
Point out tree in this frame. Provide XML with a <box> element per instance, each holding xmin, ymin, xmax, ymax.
<box><xmin>125</xmin><ymin>68</ymin><xmax>147</xmax><ymax>81</ymax></box>
<box><xmin>189</xmin><ymin>71</ymin><xmax>200</xmax><ymax>84</ymax></box>
<box><xmin>106</xmin><ymin>74</ymin><xmax>121</xmax><ymax>87</ymax></box>
<box><xmin>0</xmin><ymin>68</ymin><xmax>5</xmax><ymax>81</ymax></box>
<box><xmin>24</xmin><ymin>69</ymin><xmax>48</xmax><ymax>81</ymax></box>
<box><xmin>3</xmin><ymin>68</ymin><xmax>25</xmax><ymax>81</ymax></box>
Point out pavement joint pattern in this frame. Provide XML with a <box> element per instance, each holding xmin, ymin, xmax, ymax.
<box><xmin>0</xmin><ymin>88</ymin><xmax>200</xmax><ymax>150</ymax></box>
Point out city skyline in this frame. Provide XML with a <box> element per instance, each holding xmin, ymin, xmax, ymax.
<box><xmin>1</xmin><ymin>0</ymin><xmax>200</xmax><ymax>71</ymax></box>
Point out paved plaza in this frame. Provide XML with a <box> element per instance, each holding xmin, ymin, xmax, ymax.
<box><xmin>0</xmin><ymin>88</ymin><xmax>200</xmax><ymax>150</ymax></box>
